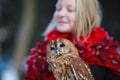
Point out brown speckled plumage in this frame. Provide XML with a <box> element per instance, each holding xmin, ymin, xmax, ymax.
<box><xmin>46</xmin><ymin>38</ymin><xmax>94</xmax><ymax>80</ymax></box>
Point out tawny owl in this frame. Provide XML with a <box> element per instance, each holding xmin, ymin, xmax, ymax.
<box><xmin>46</xmin><ymin>38</ymin><xmax>94</xmax><ymax>80</ymax></box>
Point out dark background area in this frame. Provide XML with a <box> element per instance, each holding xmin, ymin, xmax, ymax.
<box><xmin>0</xmin><ymin>0</ymin><xmax>120</xmax><ymax>79</ymax></box>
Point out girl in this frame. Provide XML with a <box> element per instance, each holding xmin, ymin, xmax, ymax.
<box><xmin>25</xmin><ymin>0</ymin><xmax>120</xmax><ymax>80</ymax></box>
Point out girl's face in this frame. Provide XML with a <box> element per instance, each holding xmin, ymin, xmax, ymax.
<box><xmin>54</xmin><ymin>0</ymin><xmax>76</xmax><ymax>33</ymax></box>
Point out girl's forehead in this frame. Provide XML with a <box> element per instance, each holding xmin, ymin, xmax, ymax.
<box><xmin>56</xmin><ymin>0</ymin><xmax>75</xmax><ymax>6</ymax></box>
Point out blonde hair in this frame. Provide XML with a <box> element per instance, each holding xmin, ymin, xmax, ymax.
<box><xmin>74</xmin><ymin>0</ymin><xmax>102</xmax><ymax>40</ymax></box>
<box><xmin>43</xmin><ymin>0</ymin><xmax>102</xmax><ymax>40</ymax></box>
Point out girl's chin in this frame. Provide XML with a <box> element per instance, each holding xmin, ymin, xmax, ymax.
<box><xmin>57</xmin><ymin>28</ymin><xmax>71</xmax><ymax>33</ymax></box>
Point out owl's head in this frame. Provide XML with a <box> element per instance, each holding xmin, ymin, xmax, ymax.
<box><xmin>46</xmin><ymin>38</ymin><xmax>78</xmax><ymax>59</ymax></box>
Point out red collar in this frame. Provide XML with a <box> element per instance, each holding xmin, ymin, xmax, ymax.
<box><xmin>47</xmin><ymin>27</ymin><xmax>110</xmax><ymax>44</ymax></box>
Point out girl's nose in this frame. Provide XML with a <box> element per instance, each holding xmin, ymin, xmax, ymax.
<box><xmin>58</xmin><ymin>9</ymin><xmax>66</xmax><ymax>18</ymax></box>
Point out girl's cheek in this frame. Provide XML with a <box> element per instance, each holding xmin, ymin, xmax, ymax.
<box><xmin>53</xmin><ymin>12</ymin><xmax>58</xmax><ymax>20</ymax></box>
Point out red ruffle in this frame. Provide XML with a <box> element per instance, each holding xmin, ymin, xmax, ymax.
<box><xmin>25</xmin><ymin>27</ymin><xmax>120</xmax><ymax>80</ymax></box>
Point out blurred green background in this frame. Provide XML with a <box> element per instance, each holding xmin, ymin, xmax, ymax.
<box><xmin>0</xmin><ymin>0</ymin><xmax>120</xmax><ymax>80</ymax></box>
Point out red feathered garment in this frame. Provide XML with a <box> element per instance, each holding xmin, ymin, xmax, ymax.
<box><xmin>25</xmin><ymin>27</ymin><xmax>120</xmax><ymax>80</ymax></box>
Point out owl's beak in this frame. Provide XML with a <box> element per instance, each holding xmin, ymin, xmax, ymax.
<box><xmin>56</xmin><ymin>50</ymin><xmax>60</xmax><ymax>55</ymax></box>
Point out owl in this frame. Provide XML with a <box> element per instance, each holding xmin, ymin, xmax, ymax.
<box><xmin>46</xmin><ymin>38</ymin><xmax>94</xmax><ymax>80</ymax></box>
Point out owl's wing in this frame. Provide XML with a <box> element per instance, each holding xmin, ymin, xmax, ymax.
<box><xmin>71</xmin><ymin>57</ymin><xmax>94</xmax><ymax>80</ymax></box>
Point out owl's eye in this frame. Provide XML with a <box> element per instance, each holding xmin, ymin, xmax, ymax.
<box><xmin>60</xmin><ymin>43</ymin><xmax>65</xmax><ymax>47</ymax></box>
<box><xmin>50</xmin><ymin>47</ymin><xmax>55</xmax><ymax>50</ymax></box>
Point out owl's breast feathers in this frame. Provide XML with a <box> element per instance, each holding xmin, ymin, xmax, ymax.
<box><xmin>48</xmin><ymin>53</ymin><xmax>94</xmax><ymax>80</ymax></box>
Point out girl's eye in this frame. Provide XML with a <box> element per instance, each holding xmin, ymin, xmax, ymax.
<box><xmin>68</xmin><ymin>9</ymin><xmax>75</xmax><ymax>12</ymax></box>
<box><xmin>55</xmin><ymin>6</ymin><xmax>61</xmax><ymax>11</ymax></box>
<box><xmin>56</xmin><ymin>8</ymin><xmax>61</xmax><ymax>11</ymax></box>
